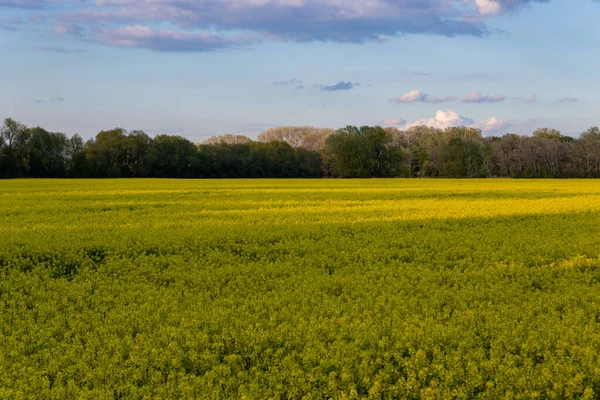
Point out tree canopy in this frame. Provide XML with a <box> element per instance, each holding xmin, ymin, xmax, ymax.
<box><xmin>1</xmin><ymin>118</ymin><xmax>600</xmax><ymax>179</ymax></box>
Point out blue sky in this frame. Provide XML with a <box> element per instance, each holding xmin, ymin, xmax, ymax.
<box><xmin>1</xmin><ymin>0</ymin><xmax>599</xmax><ymax>141</ymax></box>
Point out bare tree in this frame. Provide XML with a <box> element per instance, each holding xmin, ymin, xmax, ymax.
<box><xmin>203</xmin><ymin>134</ymin><xmax>252</xmax><ymax>145</ymax></box>
<box><xmin>257</xmin><ymin>126</ymin><xmax>334</xmax><ymax>151</ymax></box>
<box><xmin>574</xmin><ymin>127</ymin><xmax>600</xmax><ymax>177</ymax></box>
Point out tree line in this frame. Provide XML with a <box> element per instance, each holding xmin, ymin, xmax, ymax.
<box><xmin>1</xmin><ymin>117</ymin><xmax>600</xmax><ymax>179</ymax></box>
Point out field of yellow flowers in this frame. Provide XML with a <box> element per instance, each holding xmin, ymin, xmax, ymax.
<box><xmin>2</xmin><ymin>179</ymin><xmax>600</xmax><ymax>398</ymax></box>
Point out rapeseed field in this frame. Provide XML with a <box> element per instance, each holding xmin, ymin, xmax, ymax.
<box><xmin>2</xmin><ymin>179</ymin><xmax>600</xmax><ymax>399</ymax></box>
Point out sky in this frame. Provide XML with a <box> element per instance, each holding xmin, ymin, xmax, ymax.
<box><xmin>1</xmin><ymin>0</ymin><xmax>599</xmax><ymax>141</ymax></box>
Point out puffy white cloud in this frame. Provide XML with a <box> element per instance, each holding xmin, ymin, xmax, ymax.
<box><xmin>401</xmin><ymin>109</ymin><xmax>511</xmax><ymax>134</ymax></box>
<box><xmin>475</xmin><ymin>116</ymin><xmax>510</xmax><ymax>133</ymax></box>
<box><xmin>390</xmin><ymin>90</ymin><xmax>428</xmax><ymax>104</ymax></box>
<box><xmin>405</xmin><ymin>109</ymin><xmax>474</xmax><ymax>130</ymax></box>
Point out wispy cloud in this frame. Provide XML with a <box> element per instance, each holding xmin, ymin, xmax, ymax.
<box><xmin>95</xmin><ymin>25</ymin><xmax>261</xmax><ymax>53</ymax></box>
<box><xmin>510</xmin><ymin>94</ymin><xmax>542</xmax><ymax>103</ymax></box>
<box><xmin>319</xmin><ymin>81</ymin><xmax>357</xmax><ymax>92</ymax></box>
<box><xmin>0</xmin><ymin>16</ymin><xmax>23</xmax><ymax>31</ymax></box>
<box><xmin>525</xmin><ymin>94</ymin><xmax>538</xmax><ymax>103</ymax></box>
<box><xmin>54</xmin><ymin>22</ymin><xmax>84</xmax><ymax>37</ymax></box>
<box><xmin>407</xmin><ymin>71</ymin><xmax>431</xmax><ymax>77</ymax></box>
<box><xmin>33</xmin><ymin>97</ymin><xmax>66</xmax><ymax>104</ymax></box>
<box><xmin>391</xmin><ymin>89</ymin><xmax>506</xmax><ymax>105</ymax></box>
<box><xmin>36</xmin><ymin>46</ymin><xmax>85</xmax><ymax>54</ymax></box>
<box><xmin>461</xmin><ymin>91</ymin><xmax>505</xmax><ymax>103</ymax></box>
<box><xmin>402</xmin><ymin>71</ymin><xmax>503</xmax><ymax>81</ymax></box>
<box><xmin>429</xmin><ymin>96</ymin><xmax>459</xmax><ymax>104</ymax></box>
<box><xmin>271</xmin><ymin>78</ymin><xmax>302</xmax><ymax>87</ymax></box>
<box><xmin>558</xmin><ymin>97</ymin><xmax>580</xmax><ymax>103</ymax></box>
<box><xmin>0</xmin><ymin>0</ymin><xmax>57</xmax><ymax>9</ymax></box>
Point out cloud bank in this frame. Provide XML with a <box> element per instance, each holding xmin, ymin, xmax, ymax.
<box><xmin>385</xmin><ymin>109</ymin><xmax>510</xmax><ymax>134</ymax></box>
<box><xmin>1</xmin><ymin>0</ymin><xmax>559</xmax><ymax>52</ymax></box>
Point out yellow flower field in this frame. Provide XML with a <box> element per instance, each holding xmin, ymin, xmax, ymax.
<box><xmin>2</xmin><ymin>179</ymin><xmax>600</xmax><ymax>398</ymax></box>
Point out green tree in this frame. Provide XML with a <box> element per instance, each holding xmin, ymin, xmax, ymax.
<box><xmin>532</xmin><ymin>127</ymin><xmax>561</xmax><ymax>140</ymax></box>
<box><xmin>295</xmin><ymin>148</ymin><xmax>323</xmax><ymax>178</ymax></box>
<box><xmin>323</xmin><ymin>126</ymin><xmax>402</xmax><ymax>178</ymax></box>
<box><xmin>124</xmin><ymin>130</ymin><xmax>152</xmax><ymax>177</ymax></box>
<box><xmin>146</xmin><ymin>135</ymin><xmax>198</xmax><ymax>178</ymax></box>
<box><xmin>67</xmin><ymin>134</ymin><xmax>90</xmax><ymax>178</ymax></box>
<box><xmin>197</xmin><ymin>143</ymin><xmax>252</xmax><ymax>178</ymax></box>
<box><xmin>26</xmin><ymin>127</ymin><xmax>69</xmax><ymax>177</ymax></box>
<box><xmin>442</xmin><ymin>137</ymin><xmax>490</xmax><ymax>177</ymax></box>
<box><xmin>85</xmin><ymin>128</ymin><xmax>128</xmax><ymax>177</ymax></box>
<box><xmin>0</xmin><ymin>118</ymin><xmax>31</xmax><ymax>178</ymax></box>
<box><xmin>250</xmin><ymin>141</ymin><xmax>298</xmax><ymax>178</ymax></box>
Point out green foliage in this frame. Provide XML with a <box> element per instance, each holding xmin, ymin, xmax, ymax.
<box><xmin>145</xmin><ymin>134</ymin><xmax>197</xmax><ymax>178</ymax></box>
<box><xmin>196</xmin><ymin>141</ymin><xmax>323</xmax><ymax>178</ymax></box>
<box><xmin>2</xmin><ymin>179</ymin><xmax>600</xmax><ymax>398</ymax></box>
<box><xmin>26</xmin><ymin>127</ymin><xmax>69</xmax><ymax>178</ymax></box>
<box><xmin>323</xmin><ymin>126</ymin><xmax>403</xmax><ymax>178</ymax></box>
<box><xmin>3</xmin><ymin>117</ymin><xmax>600</xmax><ymax>179</ymax></box>
<box><xmin>0</xmin><ymin>118</ymin><xmax>31</xmax><ymax>178</ymax></box>
<box><xmin>442</xmin><ymin>138</ymin><xmax>491</xmax><ymax>178</ymax></box>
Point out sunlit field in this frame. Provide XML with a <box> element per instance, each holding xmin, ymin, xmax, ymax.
<box><xmin>2</xmin><ymin>179</ymin><xmax>600</xmax><ymax>398</ymax></box>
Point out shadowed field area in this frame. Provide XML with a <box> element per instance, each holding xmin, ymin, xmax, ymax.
<box><xmin>2</xmin><ymin>179</ymin><xmax>600</xmax><ymax>399</ymax></box>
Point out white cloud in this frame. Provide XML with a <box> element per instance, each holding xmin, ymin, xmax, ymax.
<box><xmin>405</xmin><ymin>109</ymin><xmax>474</xmax><ymax>130</ymax></box>
<box><xmin>475</xmin><ymin>116</ymin><xmax>510</xmax><ymax>133</ymax></box>
<box><xmin>403</xmin><ymin>109</ymin><xmax>511</xmax><ymax>134</ymax></box>
<box><xmin>475</xmin><ymin>0</ymin><xmax>502</xmax><ymax>16</ymax></box>
<box><xmin>390</xmin><ymin>89</ymin><xmax>428</xmax><ymax>104</ymax></box>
